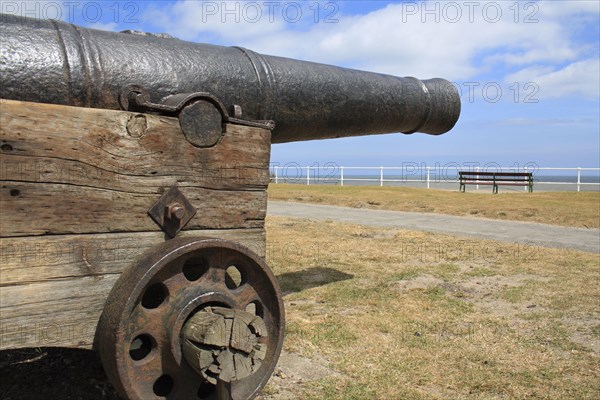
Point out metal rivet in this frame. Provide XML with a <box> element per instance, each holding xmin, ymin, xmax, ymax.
<box><xmin>232</xmin><ymin>104</ymin><xmax>243</xmax><ymax>119</ymax></box>
<box><xmin>166</xmin><ymin>202</ymin><xmax>185</xmax><ymax>220</ymax></box>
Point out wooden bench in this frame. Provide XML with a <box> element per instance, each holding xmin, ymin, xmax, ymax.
<box><xmin>459</xmin><ymin>171</ymin><xmax>533</xmax><ymax>193</ymax></box>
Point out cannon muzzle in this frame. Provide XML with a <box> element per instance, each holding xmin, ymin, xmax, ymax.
<box><xmin>0</xmin><ymin>14</ymin><xmax>460</xmax><ymax>143</ymax></box>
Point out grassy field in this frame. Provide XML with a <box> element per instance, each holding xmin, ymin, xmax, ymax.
<box><xmin>268</xmin><ymin>184</ymin><xmax>600</xmax><ymax>228</ymax></box>
<box><xmin>261</xmin><ymin>216</ymin><xmax>600</xmax><ymax>399</ymax></box>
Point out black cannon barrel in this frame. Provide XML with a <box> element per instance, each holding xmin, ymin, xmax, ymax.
<box><xmin>0</xmin><ymin>14</ymin><xmax>460</xmax><ymax>143</ymax></box>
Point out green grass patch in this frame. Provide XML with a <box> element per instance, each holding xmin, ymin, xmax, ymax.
<box><xmin>388</xmin><ymin>268</ymin><xmax>424</xmax><ymax>281</ymax></box>
<box><xmin>310</xmin><ymin>319</ymin><xmax>358</xmax><ymax>348</ymax></box>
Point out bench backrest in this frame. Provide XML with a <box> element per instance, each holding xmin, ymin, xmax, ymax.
<box><xmin>459</xmin><ymin>171</ymin><xmax>532</xmax><ymax>178</ymax></box>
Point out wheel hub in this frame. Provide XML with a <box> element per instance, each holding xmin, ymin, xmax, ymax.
<box><xmin>182</xmin><ymin>307</ymin><xmax>268</xmax><ymax>384</ymax></box>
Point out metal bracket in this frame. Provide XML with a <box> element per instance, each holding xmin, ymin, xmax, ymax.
<box><xmin>148</xmin><ymin>185</ymin><xmax>197</xmax><ymax>238</ymax></box>
<box><xmin>119</xmin><ymin>85</ymin><xmax>274</xmax><ymax>147</ymax></box>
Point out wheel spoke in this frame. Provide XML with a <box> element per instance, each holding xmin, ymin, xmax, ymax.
<box><xmin>210</xmin><ymin>265</ymin><xmax>227</xmax><ymax>285</ymax></box>
<box><xmin>129</xmin><ymin>306</ymin><xmax>168</xmax><ymax>346</ymax></box>
<box><xmin>235</xmin><ymin>284</ymin><xmax>260</xmax><ymax>309</ymax></box>
<box><xmin>117</xmin><ymin>347</ymin><xmax>168</xmax><ymax>400</ymax></box>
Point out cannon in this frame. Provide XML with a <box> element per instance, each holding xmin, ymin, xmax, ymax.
<box><xmin>0</xmin><ymin>14</ymin><xmax>460</xmax><ymax>400</ymax></box>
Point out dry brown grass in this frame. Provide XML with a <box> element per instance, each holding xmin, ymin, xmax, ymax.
<box><xmin>263</xmin><ymin>216</ymin><xmax>600</xmax><ymax>399</ymax></box>
<box><xmin>268</xmin><ymin>184</ymin><xmax>600</xmax><ymax>228</ymax></box>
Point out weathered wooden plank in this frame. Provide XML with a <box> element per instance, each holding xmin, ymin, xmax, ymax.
<box><xmin>0</xmin><ymin>229</ymin><xmax>265</xmax><ymax>285</ymax></box>
<box><xmin>0</xmin><ymin>100</ymin><xmax>271</xmax><ymax>236</ymax></box>
<box><xmin>1</xmin><ymin>274</ymin><xmax>119</xmax><ymax>350</ymax></box>
<box><xmin>0</xmin><ymin>229</ymin><xmax>266</xmax><ymax>350</ymax></box>
<box><xmin>0</xmin><ymin>100</ymin><xmax>271</xmax><ymax>190</ymax></box>
<box><xmin>0</xmin><ymin>181</ymin><xmax>266</xmax><ymax>236</ymax></box>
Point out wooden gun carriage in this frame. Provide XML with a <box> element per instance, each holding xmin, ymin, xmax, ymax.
<box><xmin>0</xmin><ymin>15</ymin><xmax>460</xmax><ymax>400</ymax></box>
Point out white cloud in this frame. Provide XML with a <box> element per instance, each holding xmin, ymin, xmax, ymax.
<box><xmin>86</xmin><ymin>21</ymin><xmax>118</xmax><ymax>32</ymax></box>
<box><xmin>537</xmin><ymin>0</ymin><xmax>600</xmax><ymax>18</ymax></box>
<box><xmin>507</xmin><ymin>59</ymin><xmax>600</xmax><ymax>99</ymax></box>
<box><xmin>143</xmin><ymin>0</ymin><xmax>286</xmax><ymax>42</ymax></box>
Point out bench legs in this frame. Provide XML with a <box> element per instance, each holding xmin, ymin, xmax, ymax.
<box><xmin>459</xmin><ymin>180</ymin><xmax>533</xmax><ymax>193</ymax></box>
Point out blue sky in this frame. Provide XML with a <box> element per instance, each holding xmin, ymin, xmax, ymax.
<box><xmin>5</xmin><ymin>1</ymin><xmax>599</xmax><ymax>169</ymax></box>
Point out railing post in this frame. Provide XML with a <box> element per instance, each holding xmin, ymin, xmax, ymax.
<box><xmin>426</xmin><ymin>166</ymin><xmax>430</xmax><ymax>189</ymax></box>
<box><xmin>340</xmin><ymin>166</ymin><xmax>344</xmax><ymax>187</ymax></box>
<box><xmin>274</xmin><ymin>166</ymin><xmax>278</xmax><ymax>184</ymax></box>
<box><xmin>476</xmin><ymin>166</ymin><xmax>480</xmax><ymax>190</ymax></box>
<box><xmin>524</xmin><ymin>166</ymin><xmax>528</xmax><ymax>191</ymax></box>
<box><xmin>380</xmin><ymin>166</ymin><xmax>384</xmax><ymax>187</ymax></box>
<box><xmin>577</xmin><ymin>167</ymin><xmax>581</xmax><ymax>192</ymax></box>
<box><xmin>306</xmin><ymin>166</ymin><xmax>310</xmax><ymax>185</ymax></box>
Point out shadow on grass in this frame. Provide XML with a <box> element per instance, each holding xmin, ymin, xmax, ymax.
<box><xmin>276</xmin><ymin>267</ymin><xmax>354</xmax><ymax>296</ymax></box>
<box><xmin>0</xmin><ymin>347</ymin><xmax>121</xmax><ymax>399</ymax></box>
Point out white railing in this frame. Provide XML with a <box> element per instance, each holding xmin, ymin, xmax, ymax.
<box><xmin>270</xmin><ymin>165</ymin><xmax>600</xmax><ymax>192</ymax></box>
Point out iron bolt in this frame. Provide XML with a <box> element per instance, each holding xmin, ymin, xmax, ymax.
<box><xmin>166</xmin><ymin>202</ymin><xmax>186</xmax><ymax>220</ymax></box>
<box><xmin>232</xmin><ymin>104</ymin><xmax>243</xmax><ymax>118</ymax></box>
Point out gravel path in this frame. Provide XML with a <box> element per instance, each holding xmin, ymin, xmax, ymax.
<box><xmin>268</xmin><ymin>201</ymin><xmax>600</xmax><ymax>253</ymax></box>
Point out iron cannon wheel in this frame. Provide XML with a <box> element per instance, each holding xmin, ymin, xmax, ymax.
<box><xmin>96</xmin><ymin>237</ymin><xmax>285</xmax><ymax>400</ymax></box>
